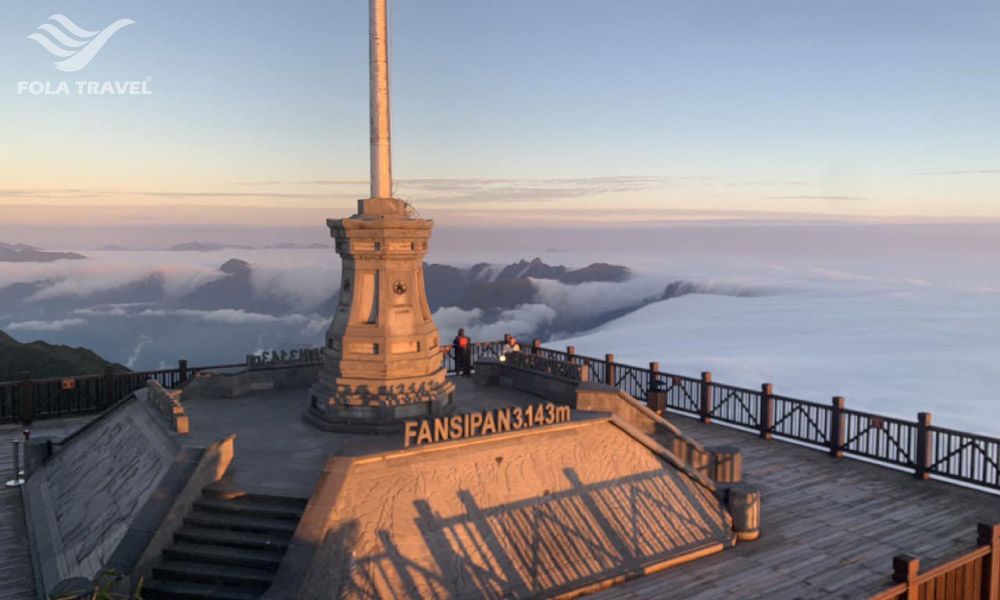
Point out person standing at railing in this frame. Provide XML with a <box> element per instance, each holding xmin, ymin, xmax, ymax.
<box><xmin>502</xmin><ymin>335</ymin><xmax>521</xmax><ymax>355</ymax></box>
<box><xmin>453</xmin><ymin>329</ymin><xmax>471</xmax><ymax>377</ymax></box>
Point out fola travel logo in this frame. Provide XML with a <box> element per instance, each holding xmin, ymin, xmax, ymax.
<box><xmin>28</xmin><ymin>14</ymin><xmax>133</xmax><ymax>72</ymax></box>
<box><xmin>18</xmin><ymin>14</ymin><xmax>152</xmax><ymax>96</ymax></box>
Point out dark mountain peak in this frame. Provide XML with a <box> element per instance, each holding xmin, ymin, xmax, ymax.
<box><xmin>423</xmin><ymin>264</ymin><xmax>467</xmax><ymax>312</ymax></box>
<box><xmin>467</xmin><ymin>263</ymin><xmax>493</xmax><ymax>281</ymax></box>
<box><xmin>220</xmin><ymin>259</ymin><xmax>252</xmax><ymax>277</ymax></box>
<box><xmin>563</xmin><ymin>263</ymin><xmax>631</xmax><ymax>284</ymax></box>
<box><xmin>496</xmin><ymin>258</ymin><xmax>563</xmax><ymax>282</ymax></box>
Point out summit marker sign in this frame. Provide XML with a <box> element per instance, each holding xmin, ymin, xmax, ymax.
<box><xmin>403</xmin><ymin>403</ymin><xmax>571</xmax><ymax>448</ymax></box>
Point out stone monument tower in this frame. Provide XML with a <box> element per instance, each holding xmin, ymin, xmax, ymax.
<box><xmin>306</xmin><ymin>0</ymin><xmax>454</xmax><ymax>432</ymax></box>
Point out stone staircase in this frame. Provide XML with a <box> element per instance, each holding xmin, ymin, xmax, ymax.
<box><xmin>142</xmin><ymin>488</ymin><xmax>307</xmax><ymax>600</ymax></box>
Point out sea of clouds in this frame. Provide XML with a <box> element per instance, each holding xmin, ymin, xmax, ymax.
<box><xmin>2</xmin><ymin>223</ymin><xmax>998</xmax><ymax>433</ymax></box>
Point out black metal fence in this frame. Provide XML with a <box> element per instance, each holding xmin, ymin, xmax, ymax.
<box><xmin>0</xmin><ymin>360</ymin><xmax>243</xmax><ymax>424</ymax></box>
<box><xmin>2</xmin><ymin>339</ymin><xmax>998</xmax><ymax>493</ymax></box>
<box><xmin>519</xmin><ymin>341</ymin><xmax>1000</xmax><ymax>493</ymax></box>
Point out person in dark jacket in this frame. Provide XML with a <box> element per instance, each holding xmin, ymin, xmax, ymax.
<box><xmin>453</xmin><ymin>328</ymin><xmax>470</xmax><ymax>376</ymax></box>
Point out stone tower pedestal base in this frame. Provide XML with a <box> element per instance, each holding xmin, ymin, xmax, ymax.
<box><xmin>305</xmin><ymin>375</ymin><xmax>455</xmax><ymax>434</ymax></box>
<box><xmin>305</xmin><ymin>197</ymin><xmax>456</xmax><ymax>434</ymax></box>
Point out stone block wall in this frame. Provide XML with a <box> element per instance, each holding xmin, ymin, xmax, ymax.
<box><xmin>146</xmin><ymin>380</ymin><xmax>189</xmax><ymax>434</ymax></box>
<box><xmin>182</xmin><ymin>364</ymin><xmax>321</xmax><ymax>400</ymax></box>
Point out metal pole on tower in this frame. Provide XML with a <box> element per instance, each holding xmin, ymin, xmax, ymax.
<box><xmin>370</xmin><ymin>0</ymin><xmax>393</xmax><ymax>200</ymax></box>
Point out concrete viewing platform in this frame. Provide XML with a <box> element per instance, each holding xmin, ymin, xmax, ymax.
<box><xmin>5</xmin><ymin>373</ymin><xmax>999</xmax><ymax>599</ymax></box>
<box><xmin>183</xmin><ymin>373</ymin><xmax>1000</xmax><ymax>599</ymax></box>
<box><xmin>180</xmin><ymin>375</ymin><xmax>562</xmax><ymax>499</ymax></box>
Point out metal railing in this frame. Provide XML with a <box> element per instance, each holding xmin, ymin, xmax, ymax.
<box><xmin>0</xmin><ymin>359</ymin><xmax>244</xmax><ymax>424</ymax></box>
<box><xmin>3</xmin><ymin>339</ymin><xmax>1000</xmax><ymax>493</ymax></box>
<box><xmin>511</xmin><ymin>341</ymin><xmax>1000</xmax><ymax>493</ymax></box>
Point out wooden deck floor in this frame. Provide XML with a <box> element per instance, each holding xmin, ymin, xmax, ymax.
<box><xmin>589</xmin><ymin>414</ymin><xmax>1000</xmax><ymax>600</ymax></box>
<box><xmin>0</xmin><ymin>418</ymin><xmax>92</xmax><ymax>600</ymax></box>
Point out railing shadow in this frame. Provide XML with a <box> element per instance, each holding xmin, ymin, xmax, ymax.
<box><xmin>334</xmin><ymin>466</ymin><xmax>731</xmax><ymax>599</ymax></box>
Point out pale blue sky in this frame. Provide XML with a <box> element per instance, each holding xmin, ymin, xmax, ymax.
<box><xmin>1</xmin><ymin>0</ymin><xmax>998</xmax><ymax>228</ymax></box>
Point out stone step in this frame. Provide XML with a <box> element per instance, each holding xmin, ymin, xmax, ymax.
<box><xmin>163</xmin><ymin>542</ymin><xmax>284</xmax><ymax>571</ymax></box>
<box><xmin>193</xmin><ymin>496</ymin><xmax>304</xmax><ymax>521</ymax></box>
<box><xmin>174</xmin><ymin>526</ymin><xmax>290</xmax><ymax>552</ymax></box>
<box><xmin>151</xmin><ymin>560</ymin><xmax>274</xmax><ymax>591</ymax></box>
<box><xmin>202</xmin><ymin>485</ymin><xmax>309</xmax><ymax>510</ymax></box>
<box><xmin>141</xmin><ymin>578</ymin><xmax>261</xmax><ymax>600</ymax></box>
<box><xmin>183</xmin><ymin>512</ymin><xmax>299</xmax><ymax>536</ymax></box>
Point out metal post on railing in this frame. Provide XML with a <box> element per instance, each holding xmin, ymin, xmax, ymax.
<box><xmin>647</xmin><ymin>362</ymin><xmax>666</xmax><ymax>412</ymax></box>
<box><xmin>915</xmin><ymin>412</ymin><xmax>932</xmax><ymax>480</ymax></box>
<box><xmin>891</xmin><ymin>554</ymin><xmax>919</xmax><ymax>600</ymax></box>
<box><xmin>978</xmin><ymin>523</ymin><xmax>1000</xmax><ymax>600</ymax></box>
<box><xmin>760</xmin><ymin>383</ymin><xmax>773</xmax><ymax>440</ymax></box>
<box><xmin>179</xmin><ymin>359</ymin><xmax>188</xmax><ymax>382</ymax></box>
<box><xmin>5</xmin><ymin>440</ymin><xmax>24</xmax><ymax>488</ymax></box>
<box><xmin>700</xmin><ymin>372</ymin><xmax>712</xmax><ymax>424</ymax></box>
<box><xmin>604</xmin><ymin>354</ymin><xmax>615</xmax><ymax>387</ymax></box>
<box><xmin>103</xmin><ymin>365</ymin><xmax>115</xmax><ymax>408</ymax></box>
<box><xmin>19</xmin><ymin>372</ymin><xmax>34</xmax><ymax>427</ymax></box>
<box><xmin>830</xmin><ymin>396</ymin><xmax>845</xmax><ymax>458</ymax></box>
<box><xmin>20</xmin><ymin>430</ymin><xmax>28</xmax><ymax>478</ymax></box>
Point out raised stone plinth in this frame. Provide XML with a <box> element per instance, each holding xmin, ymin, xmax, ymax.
<box><xmin>291</xmin><ymin>417</ymin><xmax>736</xmax><ymax>600</ymax></box>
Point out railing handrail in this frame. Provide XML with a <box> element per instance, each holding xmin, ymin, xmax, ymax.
<box><xmin>499</xmin><ymin>341</ymin><xmax>1000</xmax><ymax>494</ymax></box>
<box><xmin>839</xmin><ymin>406</ymin><xmax>918</xmax><ymax>428</ymax></box>
<box><xmin>3</xmin><ymin>339</ymin><xmax>1000</xmax><ymax>493</ymax></box>
<box><xmin>870</xmin><ymin>523</ymin><xmax>1000</xmax><ymax>599</ymax></box>
<box><xmin>916</xmin><ymin>545</ymin><xmax>990</xmax><ymax>582</ymax></box>
<box><xmin>709</xmin><ymin>381</ymin><xmax>763</xmax><ymax>396</ymax></box>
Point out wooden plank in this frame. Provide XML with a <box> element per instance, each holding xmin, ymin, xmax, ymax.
<box><xmin>584</xmin><ymin>417</ymin><xmax>1000</xmax><ymax>599</ymax></box>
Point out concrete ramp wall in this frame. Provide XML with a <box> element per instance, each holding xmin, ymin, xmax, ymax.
<box><xmin>295</xmin><ymin>419</ymin><xmax>734</xmax><ymax>600</ymax></box>
<box><xmin>23</xmin><ymin>395</ymin><xmax>180</xmax><ymax>596</ymax></box>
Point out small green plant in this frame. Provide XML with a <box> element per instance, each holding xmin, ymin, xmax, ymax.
<box><xmin>51</xmin><ymin>570</ymin><xmax>143</xmax><ymax>600</ymax></box>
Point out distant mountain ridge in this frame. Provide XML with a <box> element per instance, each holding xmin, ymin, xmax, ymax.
<box><xmin>465</xmin><ymin>258</ymin><xmax>630</xmax><ymax>285</ymax></box>
<box><xmin>426</xmin><ymin>258</ymin><xmax>632</xmax><ymax>312</ymax></box>
<box><xmin>0</xmin><ymin>252</ymin><xmax>780</xmax><ymax>371</ymax></box>
<box><xmin>0</xmin><ymin>329</ymin><xmax>127</xmax><ymax>380</ymax></box>
<box><xmin>168</xmin><ymin>241</ymin><xmax>254</xmax><ymax>252</ymax></box>
<box><xmin>0</xmin><ymin>242</ymin><xmax>85</xmax><ymax>263</ymax></box>
<box><xmin>0</xmin><ymin>256</ymin><xmax>635</xmax><ymax>320</ymax></box>
<box><xmin>0</xmin><ymin>242</ymin><xmax>39</xmax><ymax>252</ymax></box>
